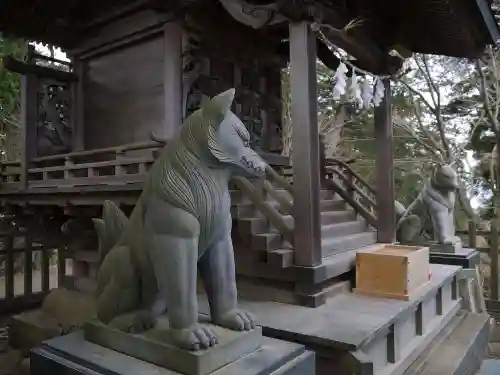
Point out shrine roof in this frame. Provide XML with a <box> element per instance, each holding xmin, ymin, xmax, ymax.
<box><xmin>0</xmin><ymin>0</ymin><xmax>498</xmax><ymax>70</ymax></box>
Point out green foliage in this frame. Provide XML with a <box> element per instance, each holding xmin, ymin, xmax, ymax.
<box><xmin>0</xmin><ymin>37</ymin><xmax>27</xmax><ymax>160</ymax></box>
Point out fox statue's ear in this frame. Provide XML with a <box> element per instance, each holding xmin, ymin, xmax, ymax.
<box><xmin>202</xmin><ymin>88</ymin><xmax>235</xmax><ymax>127</ymax></box>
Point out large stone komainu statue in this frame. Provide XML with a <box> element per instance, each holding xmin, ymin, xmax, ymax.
<box><xmin>397</xmin><ymin>164</ymin><xmax>461</xmax><ymax>251</ymax></box>
<box><xmin>91</xmin><ymin>89</ymin><xmax>267</xmax><ymax>351</ymax></box>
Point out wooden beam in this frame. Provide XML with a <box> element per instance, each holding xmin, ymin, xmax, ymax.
<box><xmin>374</xmin><ymin>79</ymin><xmax>396</xmax><ymax>243</ymax></box>
<box><xmin>2</xmin><ymin>56</ymin><xmax>77</xmax><ymax>82</ymax></box>
<box><xmin>20</xmin><ymin>74</ymin><xmax>39</xmax><ymax>189</ymax></box>
<box><xmin>474</xmin><ymin>0</ymin><xmax>500</xmax><ymax>46</ymax></box>
<box><xmin>163</xmin><ymin>22</ymin><xmax>183</xmax><ymax>136</ymax></box>
<box><xmin>289</xmin><ymin>22</ymin><xmax>322</xmax><ymax>267</ymax></box>
<box><xmin>71</xmin><ymin>58</ymin><xmax>85</xmax><ymax>151</ymax></box>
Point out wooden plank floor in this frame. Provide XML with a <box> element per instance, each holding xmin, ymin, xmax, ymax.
<box><xmin>199</xmin><ymin>264</ymin><xmax>461</xmax><ymax>351</ymax></box>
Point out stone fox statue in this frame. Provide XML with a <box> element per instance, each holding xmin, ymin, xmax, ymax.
<box><xmin>92</xmin><ymin>89</ymin><xmax>267</xmax><ymax>351</ymax></box>
<box><xmin>397</xmin><ymin>164</ymin><xmax>459</xmax><ymax>245</ymax></box>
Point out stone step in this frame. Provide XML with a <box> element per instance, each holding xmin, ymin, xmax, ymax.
<box><xmin>230</xmin><ymin>187</ymin><xmax>334</xmax><ymax>203</ymax></box>
<box><xmin>231</xmin><ymin>198</ymin><xmax>345</xmax><ymax>217</ymax></box>
<box><xmin>250</xmin><ymin>220</ymin><xmax>369</xmax><ymax>253</ymax></box>
<box><xmin>251</xmin><ymin>232</ymin><xmax>283</xmax><ymax>251</ymax></box>
<box><xmin>238</xmin><ymin>209</ymin><xmax>358</xmax><ymax>237</ymax></box>
<box><xmin>265</xmin><ymin>249</ymin><xmax>294</xmax><ymax>269</ymax></box>
<box><xmin>321</xmin><ymin>231</ymin><xmax>377</xmax><ymax>257</ymax></box>
<box><xmin>281</xmin><ymin>210</ymin><xmax>357</xmax><ymax>228</ymax></box>
<box><xmin>237</xmin><ymin>217</ymin><xmax>269</xmax><ymax>236</ymax></box>
<box><xmin>321</xmin><ymin>220</ymin><xmax>368</xmax><ymax>237</ymax></box>
<box><xmin>404</xmin><ymin>311</ymin><xmax>490</xmax><ymax>375</ymax></box>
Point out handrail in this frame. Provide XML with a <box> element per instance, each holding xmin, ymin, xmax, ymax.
<box><xmin>323</xmin><ymin>177</ymin><xmax>377</xmax><ymax>228</ymax></box>
<box><xmin>265</xmin><ymin>165</ymin><xmax>294</xmax><ymax>194</ymax></box>
<box><xmin>323</xmin><ymin>158</ymin><xmax>378</xmax><ymax>228</ymax></box>
<box><xmin>328</xmin><ymin>168</ymin><xmax>376</xmax><ymax>209</ymax></box>
<box><xmin>326</xmin><ymin>158</ymin><xmax>375</xmax><ymax>196</ymax></box>
<box><xmin>232</xmin><ymin>176</ymin><xmax>294</xmax><ymax>245</ymax></box>
<box><xmin>31</xmin><ymin>141</ymin><xmax>162</xmax><ymax>163</ymax></box>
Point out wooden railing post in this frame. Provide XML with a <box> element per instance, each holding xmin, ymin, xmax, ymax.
<box><xmin>20</xmin><ymin>74</ymin><xmax>38</xmax><ymax>189</ymax></box>
<box><xmin>490</xmin><ymin>221</ymin><xmax>499</xmax><ymax>300</ymax></box>
<box><xmin>319</xmin><ymin>133</ymin><xmax>327</xmax><ymax>186</ymax></box>
<box><xmin>114</xmin><ymin>150</ymin><xmax>126</xmax><ymax>176</ymax></box>
<box><xmin>64</xmin><ymin>156</ymin><xmax>74</xmax><ymax>180</ymax></box>
<box><xmin>468</xmin><ymin>220</ymin><xmax>477</xmax><ymax>249</ymax></box>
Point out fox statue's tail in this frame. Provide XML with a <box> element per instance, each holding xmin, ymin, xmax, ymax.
<box><xmin>92</xmin><ymin>200</ymin><xmax>128</xmax><ymax>264</ymax></box>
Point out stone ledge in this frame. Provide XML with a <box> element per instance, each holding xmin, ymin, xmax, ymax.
<box><xmin>31</xmin><ymin>331</ymin><xmax>313</xmax><ymax>375</ymax></box>
<box><xmin>84</xmin><ymin>317</ymin><xmax>263</xmax><ymax>375</ymax></box>
<box><xmin>199</xmin><ymin>263</ymin><xmax>461</xmax><ymax>351</ymax></box>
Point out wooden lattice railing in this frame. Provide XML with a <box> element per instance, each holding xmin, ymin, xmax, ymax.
<box><xmin>0</xmin><ymin>141</ymin><xmax>288</xmax><ymax>191</ymax></box>
<box><xmin>0</xmin><ymin>226</ymin><xmax>60</xmax><ymax>314</ymax></box>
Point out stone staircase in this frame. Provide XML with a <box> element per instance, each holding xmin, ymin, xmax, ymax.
<box><xmin>230</xmin><ymin>186</ymin><xmax>377</xmax><ymax>269</ymax></box>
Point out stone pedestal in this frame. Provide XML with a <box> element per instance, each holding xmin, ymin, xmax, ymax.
<box><xmin>429</xmin><ymin>237</ymin><xmax>462</xmax><ymax>254</ymax></box>
<box><xmin>429</xmin><ymin>247</ymin><xmax>480</xmax><ymax>269</ymax></box>
<box><xmin>30</xmin><ymin>331</ymin><xmax>315</xmax><ymax>375</ymax></box>
<box><xmin>84</xmin><ymin>317</ymin><xmax>263</xmax><ymax>375</ymax></box>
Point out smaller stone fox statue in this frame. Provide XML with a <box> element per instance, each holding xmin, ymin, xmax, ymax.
<box><xmin>397</xmin><ymin>164</ymin><xmax>459</xmax><ymax>245</ymax></box>
<box><xmin>92</xmin><ymin>89</ymin><xmax>267</xmax><ymax>351</ymax></box>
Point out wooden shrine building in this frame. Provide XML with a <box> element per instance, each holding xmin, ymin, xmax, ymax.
<box><xmin>0</xmin><ymin>1</ymin><xmax>499</xmax><ymax>375</ymax></box>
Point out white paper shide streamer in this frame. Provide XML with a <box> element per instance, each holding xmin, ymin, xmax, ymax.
<box><xmin>331</xmin><ymin>61</ymin><xmax>386</xmax><ymax>109</ymax></box>
<box><xmin>348</xmin><ymin>70</ymin><xmax>363</xmax><ymax>108</ymax></box>
<box><xmin>372</xmin><ymin>78</ymin><xmax>386</xmax><ymax>107</ymax></box>
<box><xmin>360</xmin><ymin>78</ymin><xmax>373</xmax><ymax>109</ymax></box>
<box><xmin>332</xmin><ymin>62</ymin><xmax>348</xmax><ymax>100</ymax></box>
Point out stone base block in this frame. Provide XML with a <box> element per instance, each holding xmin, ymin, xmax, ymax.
<box><xmin>0</xmin><ymin>348</ymin><xmax>22</xmax><ymax>375</ymax></box>
<box><xmin>9</xmin><ymin>309</ymin><xmax>62</xmax><ymax>352</ymax></box>
<box><xmin>429</xmin><ymin>239</ymin><xmax>462</xmax><ymax>254</ymax></box>
<box><xmin>84</xmin><ymin>316</ymin><xmax>262</xmax><ymax>375</ymax></box>
<box><xmin>30</xmin><ymin>331</ymin><xmax>315</xmax><ymax>375</ymax></box>
<box><xmin>9</xmin><ymin>288</ymin><xmax>96</xmax><ymax>352</ymax></box>
<box><xmin>429</xmin><ymin>248</ymin><xmax>480</xmax><ymax>269</ymax></box>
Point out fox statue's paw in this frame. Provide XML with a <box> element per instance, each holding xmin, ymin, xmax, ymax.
<box><xmin>213</xmin><ymin>308</ymin><xmax>256</xmax><ymax>331</ymax></box>
<box><xmin>170</xmin><ymin>324</ymin><xmax>219</xmax><ymax>351</ymax></box>
<box><xmin>110</xmin><ymin>310</ymin><xmax>157</xmax><ymax>333</ymax></box>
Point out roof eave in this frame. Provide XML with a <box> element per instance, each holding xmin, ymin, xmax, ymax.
<box><xmin>474</xmin><ymin>0</ymin><xmax>500</xmax><ymax>46</ymax></box>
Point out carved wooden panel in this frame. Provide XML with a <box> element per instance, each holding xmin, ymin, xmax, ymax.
<box><xmin>83</xmin><ymin>36</ymin><xmax>165</xmax><ymax>149</ymax></box>
<box><xmin>182</xmin><ymin>12</ymin><xmax>284</xmax><ymax>153</ymax></box>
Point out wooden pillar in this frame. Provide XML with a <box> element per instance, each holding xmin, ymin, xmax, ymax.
<box><xmin>374</xmin><ymin>79</ymin><xmax>396</xmax><ymax>243</ymax></box>
<box><xmin>163</xmin><ymin>22</ymin><xmax>183</xmax><ymax>138</ymax></box>
<box><xmin>71</xmin><ymin>58</ymin><xmax>85</xmax><ymax>150</ymax></box>
<box><xmin>20</xmin><ymin>73</ymin><xmax>38</xmax><ymax>189</ymax></box>
<box><xmin>289</xmin><ymin>22</ymin><xmax>322</xmax><ymax>267</ymax></box>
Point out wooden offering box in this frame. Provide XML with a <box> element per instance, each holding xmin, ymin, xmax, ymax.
<box><xmin>354</xmin><ymin>244</ymin><xmax>430</xmax><ymax>301</ymax></box>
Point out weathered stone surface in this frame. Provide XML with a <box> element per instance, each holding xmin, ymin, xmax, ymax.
<box><xmin>33</xmin><ymin>331</ymin><xmax>311</xmax><ymax>375</ymax></box>
<box><xmin>9</xmin><ymin>309</ymin><xmax>61</xmax><ymax>352</ymax></box>
<box><xmin>477</xmin><ymin>360</ymin><xmax>500</xmax><ymax>375</ymax></box>
<box><xmin>0</xmin><ymin>349</ymin><xmax>21</xmax><ymax>375</ymax></box>
<box><xmin>430</xmin><ymin>239</ymin><xmax>462</xmax><ymax>254</ymax></box>
<box><xmin>9</xmin><ymin>288</ymin><xmax>95</xmax><ymax>351</ymax></box>
<box><xmin>84</xmin><ymin>316</ymin><xmax>263</xmax><ymax>375</ymax></box>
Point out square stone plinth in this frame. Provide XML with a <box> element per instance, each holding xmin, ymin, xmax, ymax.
<box><xmin>429</xmin><ymin>240</ymin><xmax>462</xmax><ymax>254</ymax></box>
<box><xmin>430</xmin><ymin>248</ymin><xmax>480</xmax><ymax>269</ymax></box>
<box><xmin>30</xmin><ymin>331</ymin><xmax>314</xmax><ymax>375</ymax></box>
<box><xmin>84</xmin><ymin>317</ymin><xmax>262</xmax><ymax>375</ymax></box>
